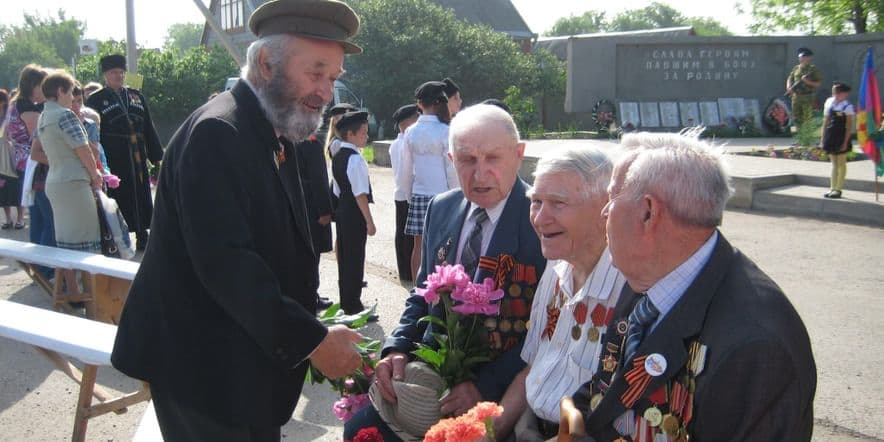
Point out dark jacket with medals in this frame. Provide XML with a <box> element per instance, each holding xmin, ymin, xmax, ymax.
<box><xmin>573</xmin><ymin>234</ymin><xmax>816</xmax><ymax>441</ymax></box>
<box><xmin>111</xmin><ymin>80</ymin><xmax>327</xmax><ymax>427</ymax></box>
<box><xmin>86</xmin><ymin>86</ymin><xmax>163</xmax><ymax>233</ymax></box>
<box><xmin>383</xmin><ymin>179</ymin><xmax>546</xmax><ymax>401</ymax></box>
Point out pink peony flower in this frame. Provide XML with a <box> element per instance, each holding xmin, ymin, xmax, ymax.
<box><xmin>103</xmin><ymin>174</ymin><xmax>121</xmax><ymax>189</ymax></box>
<box><xmin>353</xmin><ymin>427</ymin><xmax>384</xmax><ymax>442</ymax></box>
<box><xmin>417</xmin><ymin>264</ymin><xmax>471</xmax><ymax>304</ymax></box>
<box><xmin>451</xmin><ymin>278</ymin><xmax>504</xmax><ymax>315</ymax></box>
<box><xmin>332</xmin><ymin>393</ymin><xmax>371</xmax><ymax>422</ymax></box>
<box><xmin>467</xmin><ymin>401</ymin><xmax>504</xmax><ymax>421</ymax></box>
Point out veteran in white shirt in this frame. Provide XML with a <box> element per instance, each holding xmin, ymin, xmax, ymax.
<box><xmin>502</xmin><ymin>145</ymin><xmax>626</xmax><ymax>440</ymax></box>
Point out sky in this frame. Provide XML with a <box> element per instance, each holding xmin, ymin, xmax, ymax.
<box><xmin>1</xmin><ymin>0</ymin><xmax>755</xmax><ymax>49</ymax></box>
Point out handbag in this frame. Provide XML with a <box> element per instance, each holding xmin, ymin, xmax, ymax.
<box><xmin>95</xmin><ymin>190</ymin><xmax>134</xmax><ymax>259</ymax></box>
<box><xmin>94</xmin><ymin>191</ymin><xmax>121</xmax><ymax>258</ymax></box>
<box><xmin>0</xmin><ymin>122</ymin><xmax>18</xmax><ymax>179</ymax></box>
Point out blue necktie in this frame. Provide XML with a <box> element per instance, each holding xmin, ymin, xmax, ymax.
<box><xmin>623</xmin><ymin>294</ymin><xmax>660</xmax><ymax>364</ymax></box>
<box><xmin>460</xmin><ymin>208</ymin><xmax>488</xmax><ymax>279</ymax></box>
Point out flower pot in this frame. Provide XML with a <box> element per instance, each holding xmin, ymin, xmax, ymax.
<box><xmin>369</xmin><ymin>361</ymin><xmax>446</xmax><ymax>439</ymax></box>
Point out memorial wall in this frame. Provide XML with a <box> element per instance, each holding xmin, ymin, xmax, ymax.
<box><xmin>562</xmin><ymin>33</ymin><xmax>884</xmax><ymax>133</ymax></box>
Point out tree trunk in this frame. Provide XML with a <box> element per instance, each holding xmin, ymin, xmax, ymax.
<box><xmin>852</xmin><ymin>1</ymin><xmax>868</xmax><ymax>34</ymax></box>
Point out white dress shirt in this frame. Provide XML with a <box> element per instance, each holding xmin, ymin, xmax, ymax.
<box><xmin>331</xmin><ymin>142</ymin><xmax>371</xmax><ymax>197</ymax></box>
<box><xmin>823</xmin><ymin>96</ymin><xmax>856</xmax><ymax>116</ymax></box>
<box><xmin>646</xmin><ymin>231</ymin><xmax>718</xmax><ymax>332</ymax></box>
<box><xmin>389</xmin><ymin>133</ymin><xmax>408</xmax><ymax>201</ymax></box>
<box><xmin>400</xmin><ymin>115</ymin><xmax>457</xmax><ymax>201</ymax></box>
<box><xmin>521</xmin><ymin>251</ymin><xmax>626</xmax><ymax>422</ymax></box>
<box><xmin>454</xmin><ymin>197</ymin><xmax>508</xmax><ymax>270</ymax></box>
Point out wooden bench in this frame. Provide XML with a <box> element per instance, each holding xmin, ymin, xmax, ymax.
<box><xmin>0</xmin><ymin>238</ymin><xmax>138</xmax><ymax>323</ymax></box>
<box><xmin>0</xmin><ymin>300</ymin><xmax>151</xmax><ymax>441</ymax></box>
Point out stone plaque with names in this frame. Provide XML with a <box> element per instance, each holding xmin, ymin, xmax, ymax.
<box><xmin>746</xmin><ymin>99</ymin><xmax>762</xmax><ymax>130</ymax></box>
<box><xmin>659</xmin><ymin>102</ymin><xmax>680</xmax><ymax>127</ymax></box>
<box><xmin>679</xmin><ymin>102</ymin><xmax>700</xmax><ymax>126</ymax></box>
<box><xmin>718</xmin><ymin>98</ymin><xmax>746</xmax><ymax>126</ymax></box>
<box><xmin>619</xmin><ymin>102</ymin><xmax>640</xmax><ymax>127</ymax></box>
<box><xmin>639</xmin><ymin>102</ymin><xmax>660</xmax><ymax>127</ymax></box>
<box><xmin>699</xmin><ymin>101</ymin><xmax>720</xmax><ymax>126</ymax></box>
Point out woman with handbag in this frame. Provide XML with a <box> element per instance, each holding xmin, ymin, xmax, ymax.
<box><xmin>36</xmin><ymin>71</ymin><xmax>103</xmax><ymax>299</ymax></box>
<box><xmin>2</xmin><ymin>64</ymin><xmax>48</xmax><ymax>230</ymax></box>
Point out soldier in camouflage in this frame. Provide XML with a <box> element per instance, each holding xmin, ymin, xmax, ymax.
<box><xmin>786</xmin><ymin>47</ymin><xmax>822</xmax><ymax>132</ymax></box>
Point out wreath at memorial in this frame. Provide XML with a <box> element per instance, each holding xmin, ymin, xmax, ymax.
<box><xmin>592</xmin><ymin>99</ymin><xmax>617</xmax><ymax>132</ymax></box>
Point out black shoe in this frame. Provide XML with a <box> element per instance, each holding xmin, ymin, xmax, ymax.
<box><xmin>136</xmin><ymin>232</ymin><xmax>149</xmax><ymax>251</ymax></box>
<box><xmin>316</xmin><ymin>296</ymin><xmax>334</xmax><ymax>310</ymax></box>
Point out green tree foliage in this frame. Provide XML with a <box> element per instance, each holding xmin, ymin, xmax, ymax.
<box><xmin>0</xmin><ymin>10</ymin><xmax>85</xmax><ymax>88</ymax></box>
<box><xmin>164</xmin><ymin>23</ymin><xmax>203</xmax><ymax>54</ymax></box>
<box><xmin>546</xmin><ymin>11</ymin><xmax>607</xmax><ymax>36</ymax></box>
<box><xmin>748</xmin><ymin>0</ymin><xmax>883</xmax><ymax>34</ymax></box>
<box><xmin>345</xmin><ymin>0</ymin><xmax>564</xmax><ymax>133</ymax></box>
<box><xmin>545</xmin><ymin>2</ymin><xmax>731</xmax><ymax>36</ymax></box>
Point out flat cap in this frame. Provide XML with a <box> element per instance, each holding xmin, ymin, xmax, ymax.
<box><xmin>335</xmin><ymin>110</ymin><xmax>369</xmax><ymax>132</ymax></box>
<box><xmin>249</xmin><ymin>0</ymin><xmax>362</xmax><ymax>54</ymax></box>
<box><xmin>100</xmin><ymin>54</ymin><xmax>127</xmax><ymax>73</ymax></box>
<box><xmin>442</xmin><ymin>77</ymin><xmax>460</xmax><ymax>96</ymax></box>
<box><xmin>481</xmin><ymin>98</ymin><xmax>511</xmax><ymax>114</ymax></box>
<box><xmin>415</xmin><ymin>81</ymin><xmax>448</xmax><ymax>103</ymax></box>
<box><xmin>328</xmin><ymin>102</ymin><xmax>357</xmax><ymax>117</ymax></box>
<box><xmin>391</xmin><ymin>104</ymin><xmax>419</xmax><ymax>124</ymax></box>
<box><xmin>797</xmin><ymin>47</ymin><xmax>813</xmax><ymax>57</ymax></box>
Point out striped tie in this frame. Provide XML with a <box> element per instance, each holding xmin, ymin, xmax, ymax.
<box><xmin>622</xmin><ymin>294</ymin><xmax>660</xmax><ymax>364</ymax></box>
<box><xmin>460</xmin><ymin>208</ymin><xmax>488</xmax><ymax>279</ymax></box>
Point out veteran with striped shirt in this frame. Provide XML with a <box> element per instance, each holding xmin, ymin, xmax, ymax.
<box><xmin>505</xmin><ymin>145</ymin><xmax>626</xmax><ymax>440</ymax></box>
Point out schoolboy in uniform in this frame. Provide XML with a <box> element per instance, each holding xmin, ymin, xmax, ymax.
<box><xmin>389</xmin><ymin>104</ymin><xmax>420</xmax><ymax>283</ymax></box>
<box><xmin>820</xmin><ymin>82</ymin><xmax>855</xmax><ymax>199</ymax></box>
<box><xmin>331</xmin><ymin>111</ymin><xmax>377</xmax><ymax>318</ymax></box>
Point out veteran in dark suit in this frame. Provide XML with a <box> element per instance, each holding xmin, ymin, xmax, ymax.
<box><xmin>111</xmin><ymin>1</ymin><xmax>366</xmax><ymax>440</ymax></box>
<box><xmin>570</xmin><ymin>133</ymin><xmax>816</xmax><ymax>441</ymax></box>
<box><xmin>86</xmin><ymin>54</ymin><xmax>164</xmax><ymax>250</ymax></box>
<box><xmin>344</xmin><ymin>104</ymin><xmax>546</xmax><ymax>440</ymax></box>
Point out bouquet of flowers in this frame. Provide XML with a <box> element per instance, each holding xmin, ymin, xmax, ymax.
<box><xmin>424</xmin><ymin>401</ymin><xmax>504</xmax><ymax>442</ymax></box>
<box><xmin>306</xmin><ymin>303</ymin><xmax>379</xmax><ymax>422</ymax></box>
<box><xmin>413</xmin><ymin>264</ymin><xmax>505</xmax><ymax>389</ymax></box>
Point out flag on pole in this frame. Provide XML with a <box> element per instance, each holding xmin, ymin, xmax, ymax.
<box><xmin>857</xmin><ymin>47</ymin><xmax>883</xmax><ymax>177</ymax></box>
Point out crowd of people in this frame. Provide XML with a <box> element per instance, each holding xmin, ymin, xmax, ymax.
<box><xmin>0</xmin><ymin>0</ymin><xmax>820</xmax><ymax>440</ymax></box>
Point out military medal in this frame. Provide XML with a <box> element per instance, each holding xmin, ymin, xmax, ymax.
<box><xmin>616</xmin><ymin>320</ymin><xmax>628</xmax><ymax>335</ymax></box>
<box><xmin>589</xmin><ymin>393</ymin><xmax>603</xmax><ymax>411</ymax></box>
<box><xmin>571</xmin><ymin>300</ymin><xmax>588</xmax><ymax>341</ymax></box>
<box><xmin>587</xmin><ymin>326</ymin><xmax>600</xmax><ymax>342</ymax></box>
<box><xmin>661</xmin><ymin>414</ymin><xmax>680</xmax><ymax>435</ymax></box>
<box><xmin>508</xmin><ymin>284</ymin><xmax>521</xmax><ymax>297</ymax></box>
<box><xmin>602</xmin><ymin>354</ymin><xmax>618</xmax><ymax>372</ymax></box>
<box><xmin>643</xmin><ymin>406</ymin><xmax>663</xmax><ymax>427</ymax></box>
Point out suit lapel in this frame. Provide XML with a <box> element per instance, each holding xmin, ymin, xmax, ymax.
<box><xmin>586</xmin><ymin>233</ymin><xmax>735</xmax><ymax>435</ymax></box>
<box><xmin>475</xmin><ymin>179</ymin><xmax>526</xmax><ymax>283</ymax></box>
<box><xmin>434</xmin><ymin>195</ymin><xmax>470</xmax><ymax>267</ymax></box>
<box><xmin>231</xmin><ymin>81</ymin><xmax>314</xmax><ymax>256</ymax></box>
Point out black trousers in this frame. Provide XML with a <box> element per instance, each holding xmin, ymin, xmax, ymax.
<box><xmin>151</xmin><ymin>382</ymin><xmax>281</xmax><ymax>442</ymax></box>
<box><xmin>394</xmin><ymin>199</ymin><xmax>414</xmax><ymax>282</ymax></box>
<box><xmin>335</xmin><ymin>211</ymin><xmax>367</xmax><ymax>314</ymax></box>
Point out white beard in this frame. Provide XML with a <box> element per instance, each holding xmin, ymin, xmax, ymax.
<box><xmin>254</xmin><ymin>70</ymin><xmax>323</xmax><ymax>142</ymax></box>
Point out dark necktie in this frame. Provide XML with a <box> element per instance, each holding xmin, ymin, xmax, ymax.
<box><xmin>460</xmin><ymin>207</ymin><xmax>488</xmax><ymax>279</ymax></box>
<box><xmin>622</xmin><ymin>294</ymin><xmax>660</xmax><ymax>364</ymax></box>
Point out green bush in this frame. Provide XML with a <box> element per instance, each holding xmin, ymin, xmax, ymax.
<box><xmin>795</xmin><ymin>111</ymin><xmax>824</xmax><ymax>148</ymax></box>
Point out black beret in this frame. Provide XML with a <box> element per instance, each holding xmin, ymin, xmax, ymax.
<box><xmin>100</xmin><ymin>54</ymin><xmax>127</xmax><ymax>73</ymax></box>
<box><xmin>335</xmin><ymin>110</ymin><xmax>368</xmax><ymax>132</ymax></box>
<box><xmin>481</xmin><ymin>99</ymin><xmax>511</xmax><ymax>114</ymax></box>
<box><xmin>415</xmin><ymin>81</ymin><xmax>448</xmax><ymax>102</ymax></box>
<box><xmin>248</xmin><ymin>0</ymin><xmax>362</xmax><ymax>54</ymax></box>
<box><xmin>797</xmin><ymin>47</ymin><xmax>814</xmax><ymax>57</ymax></box>
<box><xmin>328</xmin><ymin>103</ymin><xmax>357</xmax><ymax>117</ymax></box>
<box><xmin>391</xmin><ymin>104</ymin><xmax>419</xmax><ymax>124</ymax></box>
<box><xmin>442</xmin><ymin>77</ymin><xmax>460</xmax><ymax>96</ymax></box>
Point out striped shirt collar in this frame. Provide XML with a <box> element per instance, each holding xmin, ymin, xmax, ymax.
<box><xmin>552</xmin><ymin>247</ymin><xmax>618</xmax><ymax>303</ymax></box>
<box><xmin>647</xmin><ymin>231</ymin><xmax>718</xmax><ymax>327</ymax></box>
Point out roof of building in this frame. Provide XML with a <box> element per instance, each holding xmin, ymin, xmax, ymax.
<box><xmin>432</xmin><ymin>0</ymin><xmax>534</xmax><ymax>38</ymax></box>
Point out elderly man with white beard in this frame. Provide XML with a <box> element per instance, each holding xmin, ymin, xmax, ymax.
<box><xmin>111</xmin><ymin>1</ymin><xmax>365</xmax><ymax>440</ymax></box>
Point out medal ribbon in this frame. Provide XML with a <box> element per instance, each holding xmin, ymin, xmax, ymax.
<box><xmin>621</xmin><ymin>355</ymin><xmax>653</xmax><ymax>408</ymax></box>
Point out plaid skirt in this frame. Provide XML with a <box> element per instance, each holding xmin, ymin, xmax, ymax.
<box><xmin>405</xmin><ymin>194</ymin><xmax>432</xmax><ymax>236</ymax></box>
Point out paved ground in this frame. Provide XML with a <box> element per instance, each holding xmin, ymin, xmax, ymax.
<box><xmin>1</xmin><ymin>154</ymin><xmax>883</xmax><ymax>440</ymax></box>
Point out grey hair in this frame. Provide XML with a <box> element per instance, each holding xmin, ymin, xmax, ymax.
<box><xmin>240</xmin><ymin>34</ymin><xmax>295</xmax><ymax>85</ymax></box>
<box><xmin>619</xmin><ymin>132</ymin><xmax>733</xmax><ymax>228</ymax></box>
<box><xmin>449</xmin><ymin>104</ymin><xmax>520</xmax><ymax>153</ymax></box>
<box><xmin>533</xmin><ymin>146</ymin><xmax>612</xmax><ymax>200</ymax></box>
